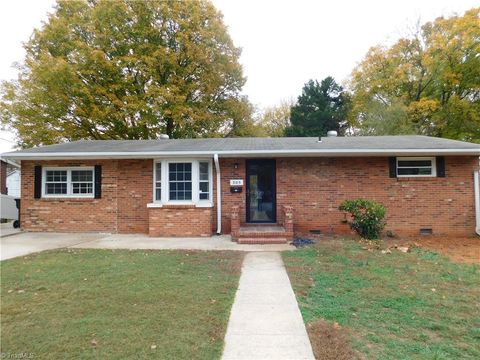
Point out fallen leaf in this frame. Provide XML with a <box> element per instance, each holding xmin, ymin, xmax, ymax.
<box><xmin>150</xmin><ymin>345</ymin><xmax>157</xmax><ymax>350</ymax></box>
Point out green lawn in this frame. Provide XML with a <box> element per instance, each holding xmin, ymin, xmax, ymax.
<box><xmin>283</xmin><ymin>239</ymin><xmax>480</xmax><ymax>360</ymax></box>
<box><xmin>1</xmin><ymin>249</ymin><xmax>243</xmax><ymax>359</ymax></box>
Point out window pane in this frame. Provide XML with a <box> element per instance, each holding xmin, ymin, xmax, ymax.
<box><xmin>398</xmin><ymin>160</ymin><xmax>432</xmax><ymax>167</ymax></box>
<box><xmin>200</xmin><ymin>193</ymin><xmax>209</xmax><ymax>200</ymax></box>
<box><xmin>71</xmin><ymin>170</ymin><xmax>93</xmax><ymax>182</ymax></box>
<box><xmin>398</xmin><ymin>168</ymin><xmax>432</xmax><ymax>176</ymax></box>
<box><xmin>46</xmin><ymin>182</ymin><xmax>67</xmax><ymax>194</ymax></box>
<box><xmin>155</xmin><ymin>163</ymin><xmax>161</xmax><ymax>181</ymax></box>
<box><xmin>200</xmin><ymin>182</ymin><xmax>208</xmax><ymax>193</ymax></box>
<box><xmin>168</xmin><ymin>162</ymin><xmax>192</xmax><ymax>201</ymax></box>
<box><xmin>46</xmin><ymin>170</ymin><xmax>67</xmax><ymax>182</ymax></box>
<box><xmin>199</xmin><ymin>162</ymin><xmax>209</xmax><ymax>181</ymax></box>
<box><xmin>155</xmin><ymin>163</ymin><xmax>161</xmax><ymax>201</ymax></box>
<box><xmin>72</xmin><ymin>183</ymin><xmax>93</xmax><ymax>194</ymax></box>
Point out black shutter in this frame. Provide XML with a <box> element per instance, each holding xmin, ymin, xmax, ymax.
<box><xmin>436</xmin><ymin>157</ymin><xmax>445</xmax><ymax>177</ymax></box>
<box><xmin>34</xmin><ymin>165</ymin><xmax>42</xmax><ymax>199</ymax></box>
<box><xmin>94</xmin><ymin>165</ymin><xmax>102</xmax><ymax>198</ymax></box>
<box><xmin>388</xmin><ymin>157</ymin><xmax>397</xmax><ymax>178</ymax></box>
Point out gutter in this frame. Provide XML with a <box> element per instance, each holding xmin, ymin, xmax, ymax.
<box><xmin>214</xmin><ymin>154</ymin><xmax>221</xmax><ymax>235</ymax></box>
<box><xmin>3</xmin><ymin>148</ymin><xmax>480</xmax><ymax>160</ymax></box>
<box><xmin>474</xmin><ymin>171</ymin><xmax>480</xmax><ymax>236</ymax></box>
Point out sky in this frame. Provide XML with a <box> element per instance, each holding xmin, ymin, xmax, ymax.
<box><xmin>0</xmin><ymin>0</ymin><xmax>478</xmax><ymax>153</ymax></box>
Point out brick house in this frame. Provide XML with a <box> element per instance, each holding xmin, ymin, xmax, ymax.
<box><xmin>3</xmin><ymin>135</ymin><xmax>480</xmax><ymax>243</ymax></box>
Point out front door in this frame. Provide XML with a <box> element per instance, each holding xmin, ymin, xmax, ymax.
<box><xmin>246</xmin><ymin>159</ymin><xmax>276</xmax><ymax>223</ymax></box>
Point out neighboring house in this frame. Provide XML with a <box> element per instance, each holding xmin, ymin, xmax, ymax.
<box><xmin>2</xmin><ymin>135</ymin><xmax>480</xmax><ymax>242</ymax></box>
<box><xmin>6</xmin><ymin>169</ymin><xmax>21</xmax><ymax>197</ymax></box>
<box><xmin>0</xmin><ymin>157</ymin><xmax>21</xmax><ymax>224</ymax></box>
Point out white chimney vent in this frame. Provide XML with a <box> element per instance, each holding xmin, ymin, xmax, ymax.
<box><xmin>327</xmin><ymin>130</ymin><xmax>338</xmax><ymax>137</ymax></box>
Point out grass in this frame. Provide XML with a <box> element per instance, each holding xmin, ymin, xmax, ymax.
<box><xmin>1</xmin><ymin>249</ymin><xmax>243</xmax><ymax>359</ymax></box>
<box><xmin>283</xmin><ymin>239</ymin><xmax>480</xmax><ymax>360</ymax></box>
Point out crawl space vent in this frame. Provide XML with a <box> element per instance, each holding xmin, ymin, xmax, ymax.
<box><xmin>420</xmin><ymin>228</ymin><xmax>433</xmax><ymax>236</ymax></box>
<box><xmin>309</xmin><ymin>229</ymin><xmax>321</xmax><ymax>235</ymax></box>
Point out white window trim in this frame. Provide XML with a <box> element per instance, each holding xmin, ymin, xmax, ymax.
<box><xmin>42</xmin><ymin>167</ymin><xmax>95</xmax><ymax>198</ymax></box>
<box><xmin>150</xmin><ymin>159</ymin><xmax>213</xmax><ymax>207</ymax></box>
<box><xmin>397</xmin><ymin>157</ymin><xmax>436</xmax><ymax>178</ymax></box>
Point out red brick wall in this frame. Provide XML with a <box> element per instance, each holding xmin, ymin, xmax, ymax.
<box><xmin>21</xmin><ymin>156</ymin><xmax>479</xmax><ymax>237</ymax></box>
<box><xmin>220</xmin><ymin>156</ymin><xmax>478</xmax><ymax>237</ymax></box>
<box><xmin>219</xmin><ymin>158</ymin><xmax>246</xmax><ymax>234</ymax></box>
<box><xmin>149</xmin><ymin>205</ymin><xmax>212</xmax><ymax>237</ymax></box>
<box><xmin>117</xmin><ymin>160</ymin><xmax>152</xmax><ymax>233</ymax></box>
<box><xmin>275</xmin><ymin>156</ymin><xmax>479</xmax><ymax>237</ymax></box>
<box><xmin>21</xmin><ymin>160</ymin><xmax>118</xmax><ymax>232</ymax></box>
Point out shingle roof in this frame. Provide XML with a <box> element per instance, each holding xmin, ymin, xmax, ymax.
<box><xmin>3</xmin><ymin>136</ymin><xmax>480</xmax><ymax>159</ymax></box>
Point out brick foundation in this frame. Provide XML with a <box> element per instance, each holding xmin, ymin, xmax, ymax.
<box><xmin>148</xmin><ymin>205</ymin><xmax>213</xmax><ymax>237</ymax></box>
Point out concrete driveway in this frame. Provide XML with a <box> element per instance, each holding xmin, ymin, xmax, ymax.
<box><xmin>0</xmin><ymin>222</ymin><xmax>21</xmax><ymax>238</ymax></box>
<box><xmin>0</xmin><ymin>232</ymin><xmax>107</xmax><ymax>261</ymax></box>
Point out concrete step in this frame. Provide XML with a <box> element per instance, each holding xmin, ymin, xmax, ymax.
<box><xmin>239</xmin><ymin>231</ymin><xmax>288</xmax><ymax>238</ymax></box>
<box><xmin>237</xmin><ymin>237</ymin><xmax>288</xmax><ymax>244</ymax></box>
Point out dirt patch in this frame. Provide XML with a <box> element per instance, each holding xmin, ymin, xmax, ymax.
<box><xmin>306</xmin><ymin>319</ymin><xmax>357</xmax><ymax>360</ymax></box>
<box><xmin>294</xmin><ymin>232</ymin><xmax>480</xmax><ymax>264</ymax></box>
<box><xmin>404</xmin><ymin>236</ymin><xmax>479</xmax><ymax>264</ymax></box>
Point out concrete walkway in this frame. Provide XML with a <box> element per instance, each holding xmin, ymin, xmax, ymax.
<box><xmin>71</xmin><ymin>234</ymin><xmax>294</xmax><ymax>252</ymax></box>
<box><xmin>1</xmin><ymin>233</ymin><xmax>294</xmax><ymax>260</ymax></box>
<box><xmin>222</xmin><ymin>252</ymin><xmax>315</xmax><ymax>360</ymax></box>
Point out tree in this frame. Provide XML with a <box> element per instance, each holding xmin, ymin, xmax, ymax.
<box><xmin>0</xmin><ymin>0</ymin><xmax>248</xmax><ymax>147</ymax></box>
<box><xmin>285</xmin><ymin>77</ymin><xmax>350</xmax><ymax>137</ymax></box>
<box><xmin>257</xmin><ymin>99</ymin><xmax>293</xmax><ymax>137</ymax></box>
<box><xmin>227</xmin><ymin>97</ymin><xmax>266</xmax><ymax>137</ymax></box>
<box><xmin>349</xmin><ymin>8</ymin><xmax>480</xmax><ymax>142</ymax></box>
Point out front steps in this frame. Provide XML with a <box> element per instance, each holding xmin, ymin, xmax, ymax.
<box><xmin>236</xmin><ymin>225</ymin><xmax>291</xmax><ymax>244</ymax></box>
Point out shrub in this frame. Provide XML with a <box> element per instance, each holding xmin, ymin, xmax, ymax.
<box><xmin>339</xmin><ymin>199</ymin><xmax>386</xmax><ymax>239</ymax></box>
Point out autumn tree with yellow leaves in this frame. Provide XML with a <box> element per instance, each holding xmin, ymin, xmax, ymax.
<box><xmin>349</xmin><ymin>8</ymin><xmax>480</xmax><ymax>142</ymax></box>
<box><xmin>1</xmin><ymin>0</ymin><xmax>249</xmax><ymax>147</ymax></box>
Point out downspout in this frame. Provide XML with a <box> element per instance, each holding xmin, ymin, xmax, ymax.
<box><xmin>214</xmin><ymin>154</ymin><xmax>222</xmax><ymax>234</ymax></box>
<box><xmin>474</xmin><ymin>170</ymin><xmax>480</xmax><ymax>235</ymax></box>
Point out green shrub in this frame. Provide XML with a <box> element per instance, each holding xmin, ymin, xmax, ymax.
<box><xmin>339</xmin><ymin>199</ymin><xmax>386</xmax><ymax>239</ymax></box>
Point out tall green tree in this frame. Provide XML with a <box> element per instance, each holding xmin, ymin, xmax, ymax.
<box><xmin>0</xmin><ymin>0</ymin><xmax>247</xmax><ymax>147</ymax></box>
<box><xmin>285</xmin><ymin>77</ymin><xmax>350</xmax><ymax>137</ymax></box>
<box><xmin>349</xmin><ymin>8</ymin><xmax>480</xmax><ymax>142</ymax></box>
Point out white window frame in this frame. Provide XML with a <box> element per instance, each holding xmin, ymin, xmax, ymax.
<box><xmin>397</xmin><ymin>157</ymin><xmax>436</xmax><ymax>178</ymax></box>
<box><xmin>151</xmin><ymin>159</ymin><xmax>213</xmax><ymax>207</ymax></box>
<box><xmin>42</xmin><ymin>167</ymin><xmax>95</xmax><ymax>198</ymax></box>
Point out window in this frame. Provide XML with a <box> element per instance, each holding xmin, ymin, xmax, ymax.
<box><xmin>43</xmin><ymin>167</ymin><xmax>94</xmax><ymax>197</ymax></box>
<box><xmin>71</xmin><ymin>170</ymin><xmax>93</xmax><ymax>194</ymax></box>
<box><xmin>155</xmin><ymin>162</ymin><xmax>161</xmax><ymax>201</ymax></box>
<box><xmin>45</xmin><ymin>170</ymin><xmax>67</xmax><ymax>195</ymax></box>
<box><xmin>151</xmin><ymin>160</ymin><xmax>212</xmax><ymax>206</ymax></box>
<box><xmin>199</xmin><ymin>161</ymin><xmax>210</xmax><ymax>200</ymax></box>
<box><xmin>397</xmin><ymin>157</ymin><xmax>436</xmax><ymax>177</ymax></box>
<box><xmin>169</xmin><ymin>162</ymin><xmax>192</xmax><ymax>201</ymax></box>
